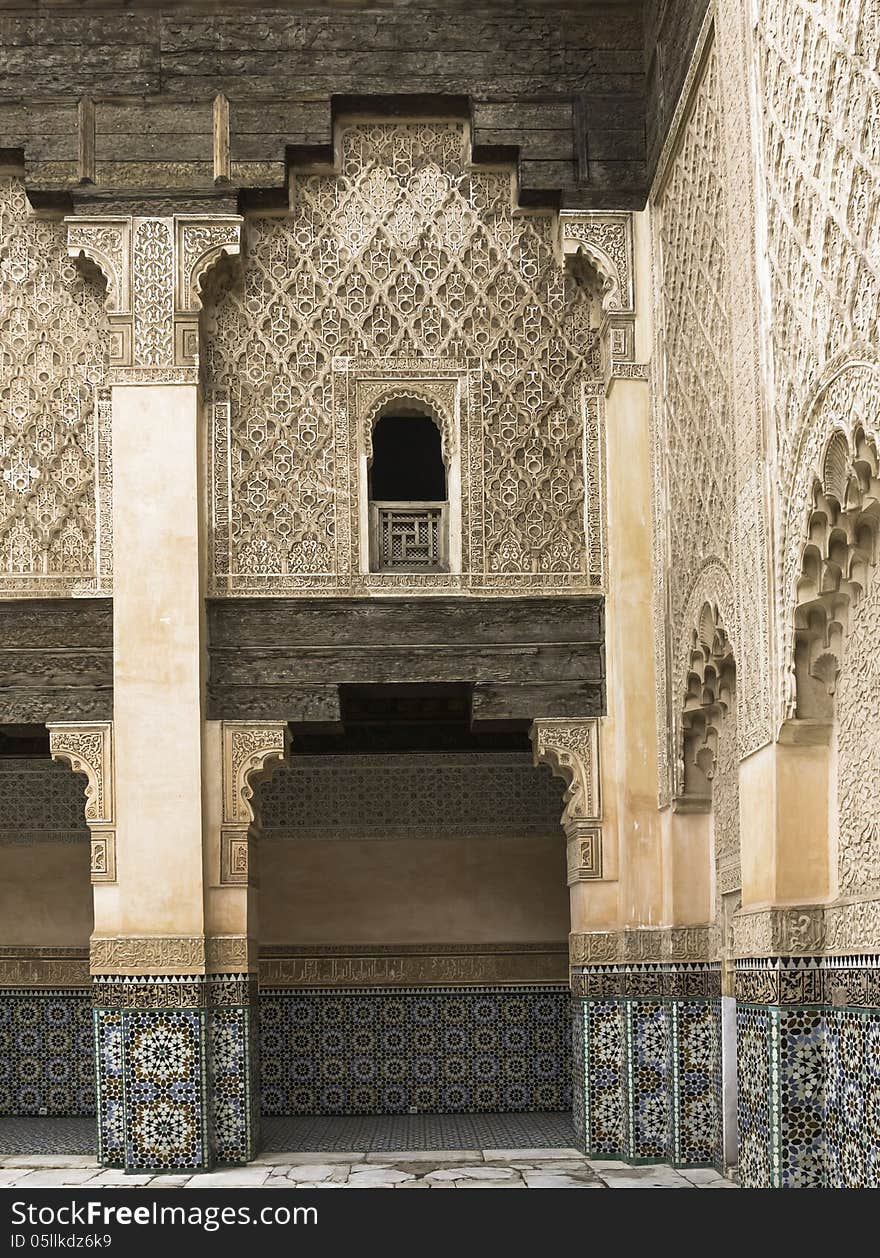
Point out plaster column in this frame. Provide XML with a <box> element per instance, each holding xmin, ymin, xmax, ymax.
<box><xmin>65</xmin><ymin>212</ymin><xmax>243</xmax><ymax>1171</ymax></box>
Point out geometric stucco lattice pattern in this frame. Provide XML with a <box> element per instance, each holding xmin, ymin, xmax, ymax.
<box><xmin>258</xmin><ymin>752</ymin><xmax>566</xmax><ymax>842</ymax></box>
<box><xmin>649</xmin><ymin>21</ymin><xmax>736</xmax><ymax>804</ymax></box>
<box><xmin>0</xmin><ymin>757</ymin><xmax>90</xmax><ymax>845</ymax></box>
<box><xmin>205</xmin><ymin>121</ymin><xmax>604</xmax><ymax>596</ymax></box>
<box><xmin>758</xmin><ymin>0</ymin><xmax>880</xmax><ymax>487</ymax></box>
<box><xmin>0</xmin><ymin>177</ymin><xmax>110</xmax><ymax>596</ymax></box>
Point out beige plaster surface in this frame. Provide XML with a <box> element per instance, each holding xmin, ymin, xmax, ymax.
<box><xmin>661</xmin><ymin>808</ymin><xmax>712</xmax><ymax>925</ymax></box>
<box><xmin>739</xmin><ymin>741</ymin><xmax>831</xmax><ymax>909</ymax></box>
<box><xmin>259</xmin><ymin>835</ymin><xmax>569</xmax><ymax>945</ymax></box>
<box><xmin>100</xmin><ymin>384</ymin><xmax>206</xmax><ymax>945</ymax></box>
<box><xmin>0</xmin><ymin>844</ymin><xmax>91</xmax><ymax>946</ymax></box>
<box><xmin>602</xmin><ymin>372</ymin><xmax>664</xmax><ymax>929</ymax></box>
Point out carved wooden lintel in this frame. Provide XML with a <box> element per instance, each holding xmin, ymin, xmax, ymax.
<box><xmin>48</xmin><ymin>721</ymin><xmax>116</xmax><ymax>883</ymax></box>
<box><xmin>531</xmin><ymin>717</ymin><xmax>603</xmax><ymax>880</ymax></box>
<box><xmin>220</xmin><ymin>720</ymin><xmax>289</xmax><ymax>885</ymax></box>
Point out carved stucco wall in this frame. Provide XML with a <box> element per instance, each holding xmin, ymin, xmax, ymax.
<box><xmin>712</xmin><ymin>696</ymin><xmax>741</xmax><ymax>906</ymax></box>
<box><xmin>836</xmin><ymin>569</ymin><xmax>880</xmax><ymax>899</ymax></box>
<box><xmin>649</xmin><ymin>20</ymin><xmax>740</xmax><ymax>806</ymax></box>
<box><xmin>204</xmin><ymin>121</ymin><xmax>604</xmax><ymax>596</ymax></box>
<box><xmin>0</xmin><ymin>178</ymin><xmax>110</xmax><ymax>595</ymax></box>
<box><xmin>757</xmin><ymin>1</ymin><xmax>880</xmax><ymax>939</ymax></box>
<box><xmin>650</xmin><ymin>0</ymin><xmax>878</xmax><ymax>883</ymax></box>
<box><xmin>759</xmin><ymin>0</ymin><xmax>880</xmax><ymax>714</ymax></box>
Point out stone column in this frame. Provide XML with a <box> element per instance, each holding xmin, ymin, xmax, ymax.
<box><xmin>65</xmin><ymin>211</ymin><xmax>242</xmax><ymax>1171</ymax></box>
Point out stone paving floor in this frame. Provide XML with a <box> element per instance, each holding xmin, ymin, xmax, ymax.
<box><xmin>0</xmin><ymin>1150</ymin><xmax>737</xmax><ymax>1189</ymax></box>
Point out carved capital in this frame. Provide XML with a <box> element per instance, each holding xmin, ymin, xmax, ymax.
<box><xmin>559</xmin><ymin>211</ymin><xmax>634</xmax><ymax>314</ymax></box>
<box><xmin>531</xmin><ymin>718</ymin><xmax>601</xmax><ymax>822</ymax></box>
<box><xmin>220</xmin><ymin>720</ymin><xmax>289</xmax><ymax>884</ymax></box>
<box><xmin>175</xmin><ymin>215</ymin><xmax>242</xmax><ymax>314</ymax></box>
<box><xmin>65</xmin><ymin>212</ymin><xmax>242</xmax><ymax>373</ymax></box>
<box><xmin>49</xmin><ymin>721</ymin><xmax>116</xmax><ymax>883</ymax></box>
<box><xmin>65</xmin><ymin>216</ymin><xmax>131</xmax><ymax>315</ymax></box>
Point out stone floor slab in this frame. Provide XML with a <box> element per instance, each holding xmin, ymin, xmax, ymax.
<box><xmin>366</xmin><ymin>1150</ymin><xmax>481</xmax><ymax>1163</ymax></box>
<box><xmin>184</xmin><ymin>1169</ymin><xmax>271</xmax><ymax>1187</ymax></box>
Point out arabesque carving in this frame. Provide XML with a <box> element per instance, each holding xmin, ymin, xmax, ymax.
<box><xmin>204</xmin><ymin>121</ymin><xmax>606</xmax><ymax>596</ymax></box>
<box><xmin>0</xmin><ymin>177</ymin><xmax>110</xmax><ymax>596</ymax></box>
<box><xmin>531</xmin><ymin>718</ymin><xmax>602</xmax><ymax>881</ymax></box>
<box><xmin>48</xmin><ymin>721</ymin><xmax>115</xmax><ymax>882</ymax></box>
<box><xmin>220</xmin><ymin>721</ymin><xmax>289</xmax><ymax>885</ymax></box>
<box><xmin>649</xmin><ymin>22</ymin><xmax>738</xmax><ymax>803</ymax></box>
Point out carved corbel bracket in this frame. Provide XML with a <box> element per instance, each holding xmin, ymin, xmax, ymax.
<box><xmin>531</xmin><ymin>718</ymin><xmax>602</xmax><ymax>881</ymax></box>
<box><xmin>220</xmin><ymin>720</ymin><xmax>289</xmax><ymax>885</ymax></box>
<box><xmin>48</xmin><ymin>722</ymin><xmax>116</xmax><ymax>883</ymax></box>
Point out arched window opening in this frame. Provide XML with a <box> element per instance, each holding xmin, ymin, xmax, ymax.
<box><xmin>368</xmin><ymin>410</ymin><xmax>448</xmax><ymax>572</ymax></box>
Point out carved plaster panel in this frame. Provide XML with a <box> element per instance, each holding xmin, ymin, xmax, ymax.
<box><xmin>204</xmin><ymin>121</ymin><xmax>607</xmax><ymax>597</ymax></box>
<box><xmin>0</xmin><ymin>178</ymin><xmax>111</xmax><ymax>597</ymax></box>
<box><xmin>48</xmin><ymin>721</ymin><xmax>115</xmax><ymax>882</ymax></box>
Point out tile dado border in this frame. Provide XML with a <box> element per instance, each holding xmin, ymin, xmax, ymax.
<box><xmin>92</xmin><ymin>974</ymin><xmax>257</xmax><ymax>1010</ymax></box>
<box><xmin>569</xmin><ymin>926</ymin><xmax>716</xmax><ymax>965</ymax></box>
<box><xmin>734</xmin><ymin>955</ymin><xmax>880</xmax><ymax>1009</ymax></box>
<box><xmin>259</xmin><ymin>943</ymin><xmax>568</xmax><ymax>987</ymax></box>
<box><xmin>571</xmin><ymin>962</ymin><xmax>721</xmax><ymax>999</ymax></box>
